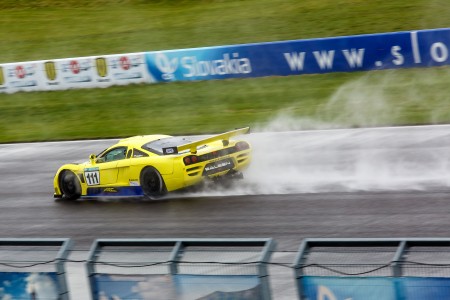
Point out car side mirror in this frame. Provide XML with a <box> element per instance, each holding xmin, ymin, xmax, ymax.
<box><xmin>89</xmin><ymin>154</ymin><xmax>96</xmax><ymax>165</ymax></box>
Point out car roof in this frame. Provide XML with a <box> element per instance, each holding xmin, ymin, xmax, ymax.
<box><xmin>116</xmin><ymin>134</ymin><xmax>172</xmax><ymax>147</ymax></box>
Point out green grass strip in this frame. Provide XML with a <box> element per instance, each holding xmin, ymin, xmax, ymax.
<box><xmin>0</xmin><ymin>0</ymin><xmax>449</xmax><ymax>142</ymax></box>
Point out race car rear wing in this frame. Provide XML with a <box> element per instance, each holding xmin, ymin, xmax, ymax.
<box><xmin>162</xmin><ymin>127</ymin><xmax>250</xmax><ymax>155</ymax></box>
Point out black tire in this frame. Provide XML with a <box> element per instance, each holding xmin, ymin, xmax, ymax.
<box><xmin>140</xmin><ymin>167</ymin><xmax>166</xmax><ymax>199</ymax></box>
<box><xmin>59</xmin><ymin>170</ymin><xmax>81</xmax><ymax>200</ymax></box>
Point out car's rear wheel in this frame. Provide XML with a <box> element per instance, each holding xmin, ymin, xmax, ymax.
<box><xmin>59</xmin><ymin>170</ymin><xmax>81</xmax><ymax>200</ymax></box>
<box><xmin>140</xmin><ymin>167</ymin><xmax>166</xmax><ymax>199</ymax></box>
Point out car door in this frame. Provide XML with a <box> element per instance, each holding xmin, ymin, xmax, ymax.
<box><xmin>95</xmin><ymin>146</ymin><xmax>128</xmax><ymax>185</ymax></box>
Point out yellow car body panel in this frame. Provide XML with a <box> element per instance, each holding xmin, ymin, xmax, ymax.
<box><xmin>54</xmin><ymin>128</ymin><xmax>251</xmax><ymax>199</ymax></box>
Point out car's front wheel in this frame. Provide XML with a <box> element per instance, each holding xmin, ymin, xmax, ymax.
<box><xmin>59</xmin><ymin>170</ymin><xmax>81</xmax><ymax>200</ymax></box>
<box><xmin>140</xmin><ymin>167</ymin><xmax>166</xmax><ymax>199</ymax></box>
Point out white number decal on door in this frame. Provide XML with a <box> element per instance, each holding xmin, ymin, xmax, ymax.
<box><xmin>84</xmin><ymin>168</ymin><xmax>100</xmax><ymax>186</ymax></box>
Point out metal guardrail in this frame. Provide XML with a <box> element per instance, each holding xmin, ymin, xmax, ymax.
<box><xmin>0</xmin><ymin>238</ymin><xmax>72</xmax><ymax>300</ymax></box>
<box><xmin>86</xmin><ymin>238</ymin><xmax>276</xmax><ymax>300</ymax></box>
<box><xmin>3</xmin><ymin>238</ymin><xmax>450</xmax><ymax>299</ymax></box>
<box><xmin>293</xmin><ymin>238</ymin><xmax>450</xmax><ymax>300</ymax></box>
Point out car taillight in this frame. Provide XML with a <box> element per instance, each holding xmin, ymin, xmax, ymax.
<box><xmin>183</xmin><ymin>155</ymin><xmax>198</xmax><ymax>166</ymax></box>
<box><xmin>235</xmin><ymin>141</ymin><xmax>250</xmax><ymax>151</ymax></box>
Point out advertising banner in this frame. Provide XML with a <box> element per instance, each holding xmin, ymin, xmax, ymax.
<box><xmin>302</xmin><ymin>276</ymin><xmax>450</xmax><ymax>300</ymax></box>
<box><xmin>1</xmin><ymin>28</ymin><xmax>449</xmax><ymax>93</ymax></box>
<box><xmin>36</xmin><ymin>57</ymin><xmax>97</xmax><ymax>92</ymax></box>
<box><xmin>2</xmin><ymin>62</ymin><xmax>41</xmax><ymax>93</ymax></box>
<box><xmin>403</xmin><ymin>277</ymin><xmax>450</xmax><ymax>299</ymax></box>
<box><xmin>39</xmin><ymin>53</ymin><xmax>152</xmax><ymax>92</ymax></box>
<box><xmin>145</xmin><ymin>28</ymin><xmax>450</xmax><ymax>83</ymax></box>
<box><xmin>1</xmin><ymin>53</ymin><xmax>153</xmax><ymax>93</ymax></box>
<box><xmin>93</xmin><ymin>274</ymin><xmax>261</xmax><ymax>300</ymax></box>
<box><xmin>0</xmin><ymin>272</ymin><xmax>60</xmax><ymax>300</ymax></box>
<box><xmin>105</xmin><ymin>53</ymin><xmax>153</xmax><ymax>85</ymax></box>
<box><xmin>58</xmin><ymin>57</ymin><xmax>96</xmax><ymax>89</ymax></box>
<box><xmin>302</xmin><ymin>276</ymin><xmax>397</xmax><ymax>300</ymax></box>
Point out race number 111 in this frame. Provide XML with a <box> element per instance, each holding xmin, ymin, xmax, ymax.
<box><xmin>85</xmin><ymin>170</ymin><xmax>100</xmax><ymax>186</ymax></box>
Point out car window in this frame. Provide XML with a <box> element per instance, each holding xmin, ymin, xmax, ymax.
<box><xmin>97</xmin><ymin>147</ymin><xmax>127</xmax><ymax>163</ymax></box>
<box><xmin>133</xmin><ymin>149</ymin><xmax>149</xmax><ymax>158</ymax></box>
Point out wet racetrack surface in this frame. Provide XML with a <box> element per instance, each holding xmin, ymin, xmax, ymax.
<box><xmin>2</xmin><ymin>125</ymin><xmax>450</xmax><ymax>251</ymax></box>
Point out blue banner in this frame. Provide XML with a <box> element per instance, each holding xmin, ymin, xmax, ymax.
<box><xmin>145</xmin><ymin>28</ymin><xmax>450</xmax><ymax>83</ymax></box>
<box><xmin>403</xmin><ymin>277</ymin><xmax>450</xmax><ymax>299</ymax></box>
<box><xmin>302</xmin><ymin>276</ymin><xmax>450</xmax><ymax>300</ymax></box>
<box><xmin>93</xmin><ymin>274</ymin><xmax>261</xmax><ymax>300</ymax></box>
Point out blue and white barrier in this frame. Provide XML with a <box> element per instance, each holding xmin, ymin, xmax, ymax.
<box><xmin>303</xmin><ymin>276</ymin><xmax>450</xmax><ymax>300</ymax></box>
<box><xmin>1</xmin><ymin>28</ymin><xmax>449</xmax><ymax>93</ymax></box>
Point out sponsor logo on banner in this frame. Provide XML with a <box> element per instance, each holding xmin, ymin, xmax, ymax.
<box><xmin>149</xmin><ymin>52</ymin><xmax>252</xmax><ymax>81</ymax></box>
<box><xmin>0</xmin><ymin>66</ymin><xmax>4</xmax><ymax>86</ymax></box>
<box><xmin>43</xmin><ymin>60</ymin><xmax>62</xmax><ymax>87</ymax></box>
<box><xmin>110</xmin><ymin>55</ymin><xmax>144</xmax><ymax>81</ymax></box>
<box><xmin>61</xmin><ymin>59</ymin><xmax>92</xmax><ymax>84</ymax></box>
<box><xmin>6</xmin><ymin>64</ymin><xmax>38</xmax><ymax>88</ymax></box>
<box><xmin>44</xmin><ymin>61</ymin><xmax>57</xmax><ymax>81</ymax></box>
<box><xmin>95</xmin><ymin>57</ymin><xmax>108</xmax><ymax>77</ymax></box>
<box><xmin>155</xmin><ymin>53</ymin><xmax>178</xmax><ymax>80</ymax></box>
<box><xmin>0</xmin><ymin>66</ymin><xmax>6</xmax><ymax>91</ymax></box>
<box><xmin>70</xmin><ymin>60</ymin><xmax>80</xmax><ymax>74</ymax></box>
<box><xmin>16</xmin><ymin>65</ymin><xmax>27</xmax><ymax>79</ymax></box>
<box><xmin>317</xmin><ymin>286</ymin><xmax>340</xmax><ymax>300</ymax></box>
<box><xmin>119</xmin><ymin>56</ymin><xmax>131</xmax><ymax>70</ymax></box>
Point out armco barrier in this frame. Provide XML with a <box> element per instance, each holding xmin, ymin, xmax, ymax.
<box><xmin>0</xmin><ymin>238</ymin><xmax>72</xmax><ymax>300</ymax></box>
<box><xmin>1</xmin><ymin>28</ymin><xmax>449</xmax><ymax>94</ymax></box>
<box><xmin>293</xmin><ymin>238</ymin><xmax>450</xmax><ymax>300</ymax></box>
<box><xmin>86</xmin><ymin>238</ymin><xmax>275</xmax><ymax>300</ymax></box>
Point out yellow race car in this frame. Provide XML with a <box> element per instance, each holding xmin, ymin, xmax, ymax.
<box><xmin>53</xmin><ymin>127</ymin><xmax>251</xmax><ymax>200</ymax></box>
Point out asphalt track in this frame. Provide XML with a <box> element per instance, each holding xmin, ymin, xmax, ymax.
<box><xmin>1</xmin><ymin>125</ymin><xmax>450</xmax><ymax>251</ymax></box>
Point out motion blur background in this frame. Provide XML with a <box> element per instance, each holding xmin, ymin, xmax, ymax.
<box><xmin>0</xmin><ymin>0</ymin><xmax>449</xmax><ymax>143</ymax></box>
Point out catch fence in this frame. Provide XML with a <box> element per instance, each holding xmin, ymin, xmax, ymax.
<box><xmin>2</xmin><ymin>238</ymin><xmax>450</xmax><ymax>299</ymax></box>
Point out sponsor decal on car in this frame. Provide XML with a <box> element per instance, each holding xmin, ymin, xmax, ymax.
<box><xmin>162</xmin><ymin>147</ymin><xmax>178</xmax><ymax>155</ymax></box>
<box><xmin>203</xmin><ymin>158</ymin><xmax>234</xmax><ymax>175</ymax></box>
<box><xmin>103</xmin><ymin>187</ymin><xmax>118</xmax><ymax>193</ymax></box>
<box><xmin>205</xmin><ymin>160</ymin><xmax>231</xmax><ymax>172</ymax></box>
